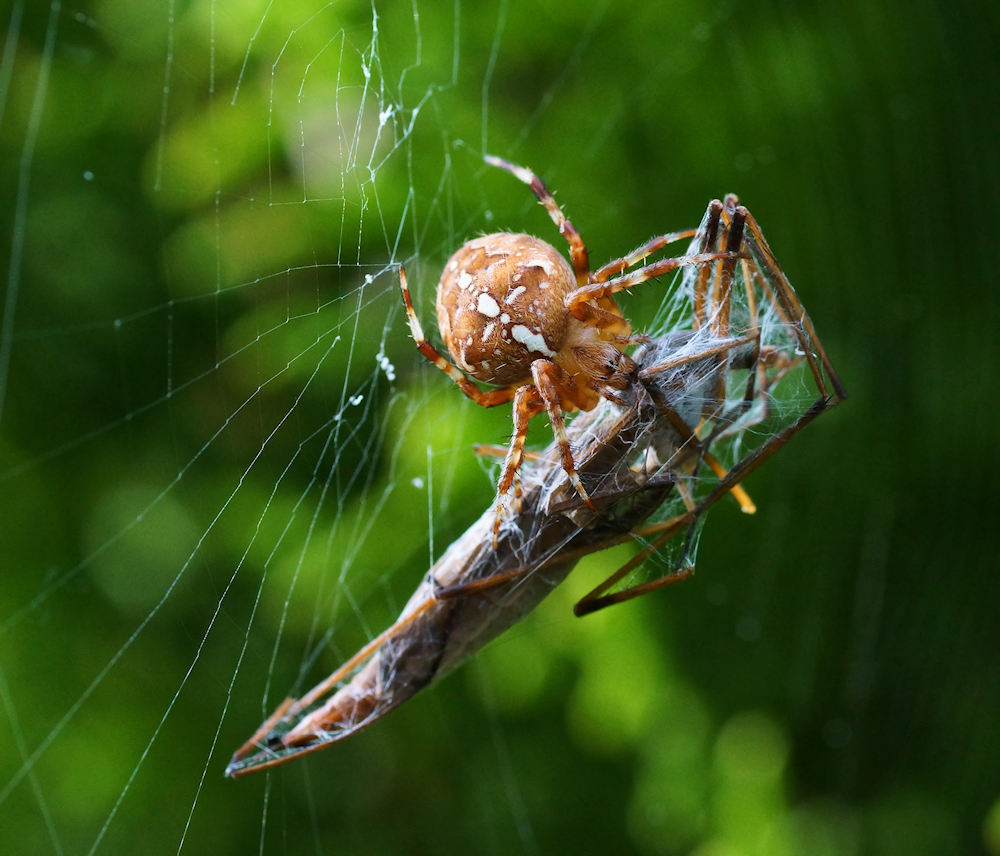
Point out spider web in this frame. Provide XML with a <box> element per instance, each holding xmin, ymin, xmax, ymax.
<box><xmin>4</xmin><ymin>1</ymin><xmax>996</xmax><ymax>855</ymax></box>
<box><xmin>0</xmin><ymin>3</ymin><xmax>613</xmax><ymax>852</ymax></box>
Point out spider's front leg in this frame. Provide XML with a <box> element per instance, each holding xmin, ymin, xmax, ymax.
<box><xmin>592</xmin><ymin>229</ymin><xmax>700</xmax><ymax>283</ymax></box>
<box><xmin>484</xmin><ymin>155</ymin><xmax>591</xmax><ymax>287</ymax></box>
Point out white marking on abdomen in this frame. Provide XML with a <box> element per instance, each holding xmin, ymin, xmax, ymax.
<box><xmin>511</xmin><ymin>324</ymin><xmax>555</xmax><ymax>357</ymax></box>
<box><xmin>477</xmin><ymin>293</ymin><xmax>501</xmax><ymax>317</ymax></box>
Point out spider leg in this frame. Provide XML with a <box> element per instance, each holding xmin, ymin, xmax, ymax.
<box><xmin>569</xmin><ymin>299</ymin><xmax>632</xmax><ymax>338</ymax></box>
<box><xmin>485</xmin><ymin>155</ymin><xmax>591</xmax><ymax>288</ymax></box>
<box><xmin>400</xmin><ymin>267</ymin><xmax>519</xmax><ymax>407</ymax></box>
<box><xmin>494</xmin><ymin>385</ymin><xmax>546</xmax><ymax>544</ymax></box>
<box><xmin>565</xmin><ymin>250</ymin><xmax>742</xmax><ymax>322</ymax></box>
<box><xmin>593</xmin><ymin>229</ymin><xmax>699</xmax><ymax>283</ymax></box>
<box><xmin>531</xmin><ymin>360</ymin><xmax>597</xmax><ymax>508</ymax></box>
<box><xmin>492</xmin><ymin>362</ymin><xmax>598</xmax><ymax>545</ymax></box>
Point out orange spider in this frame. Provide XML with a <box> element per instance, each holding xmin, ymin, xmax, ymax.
<box><xmin>399</xmin><ymin>156</ymin><xmax>740</xmax><ymax>541</ymax></box>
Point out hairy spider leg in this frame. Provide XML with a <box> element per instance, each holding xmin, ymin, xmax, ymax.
<box><xmin>496</xmin><ymin>386</ymin><xmax>545</xmax><ymax>533</ymax></box>
<box><xmin>592</xmin><ymin>229</ymin><xmax>700</xmax><ymax>283</ymax></box>
<box><xmin>566</xmin><ymin>298</ymin><xmax>631</xmax><ymax>339</ymax></box>
<box><xmin>484</xmin><ymin>154</ymin><xmax>591</xmax><ymax>288</ymax></box>
<box><xmin>494</xmin><ymin>362</ymin><xmax>597</xmax><ymax>545</ymax></box>
<box><xmin>399</xmin><ymin>267</ymin><xmax>520</xmax><ymax>408</ymax></box>
<box><xmin>564</xmin><ymin>250</ymin><xmax>744</xmax><ymax>325</ymax></box>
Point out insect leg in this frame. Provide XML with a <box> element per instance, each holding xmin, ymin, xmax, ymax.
<box><xmin>694</xmin><ymin>200</ymin><xmax>724</xmax><ymax>329</ymax></box>
<box><xmin>436</xmin><ymin>510</ymin><xmax>695</xmax><ymax>603</ymax></box>
<box><xmin>640</xmin><ymin>350</ymin><xmax>758</xmax><ymax>514</ymax></box>
<box><xmin>740</xmin><ymin>212</ymin><xmax>847</xmax><ymax>403</ymax></box>
<box><xmin>573</xmin><ymin>394</ymin><xmax>833</xmax><ymax>615</ymax></box>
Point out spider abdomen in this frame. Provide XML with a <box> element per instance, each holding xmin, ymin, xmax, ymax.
<box><xmin>437</xmin><ymin>232</ymin><xmax>575</xmax><ymax>386</ymax></box>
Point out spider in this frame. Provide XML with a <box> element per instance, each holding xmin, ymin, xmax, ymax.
<box><xmin>399</xmin><ymin>156</ymin><xmax>742</xmax><ymax>541</ymax></box>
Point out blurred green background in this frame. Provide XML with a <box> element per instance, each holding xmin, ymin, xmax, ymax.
<box><xmin>1</xmin><ymin>0</ymin><xmax>998</xmax><ymax>853</ymax></box>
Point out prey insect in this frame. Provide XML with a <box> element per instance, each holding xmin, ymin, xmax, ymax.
<box><xmin>225</xmin><ymin>162</ymin><xmax>844</xmax><ymax>777</ymax></box>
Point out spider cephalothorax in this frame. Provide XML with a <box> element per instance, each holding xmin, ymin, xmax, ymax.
<box><xmin>400</xmin><ymin>156</ymin><xmax>739</xmax><ymax>539</ymax></box>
